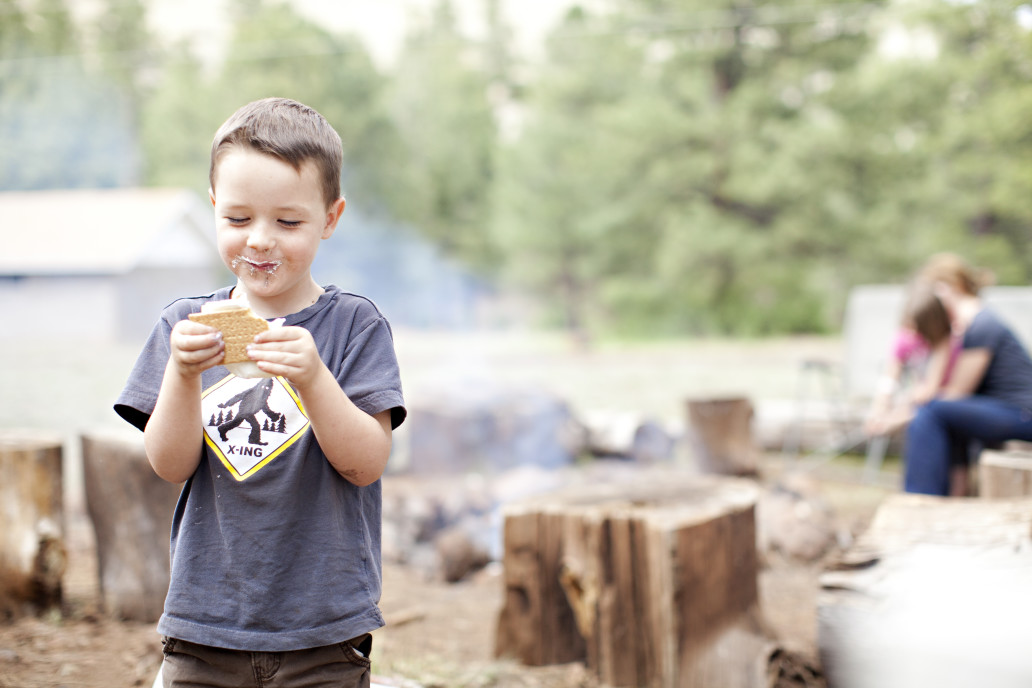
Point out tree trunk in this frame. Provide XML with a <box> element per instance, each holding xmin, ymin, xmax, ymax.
<box><xmin>818</xmin><ymin>494</ymin><xmax>1032</xmax><ymax>688</ymax></box>
<box><xmin>82</xmin><ymin>431</ymin><xmax>181</xmax><ymax>622</ymax></box>
<box><xmin>0</xmin><ymin>431</ymin><xmax>65</xmax><ymax>619</ymax></box>
<box><xmin>495</xmin><ymin>473</ymin><xmax>775</xmax><ymax>687</ymax></box>
<box><xmin>685</xmin><ymin>397</ymin><xmax>759</xmax><ymax>476</ymax></box>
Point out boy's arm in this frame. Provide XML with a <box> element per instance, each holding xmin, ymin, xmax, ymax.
<box><xmin>298</xmin><ymin>367</ymin><xmax>392</xmax><ymax>486</ymax></box>
<box><xmin>144</xmin><ymin>320</ymin><xmax>225</xmax><ymax>483</ymax></box>
<box><xmin>248</xmin><ymin>326</ymin><xmax>392</xmax><ymax>485</ymax></box>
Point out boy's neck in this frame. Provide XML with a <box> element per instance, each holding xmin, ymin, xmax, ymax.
<box><xmin>231</xmin><ymin>280</ymin><xmax>325</xmax><ymax>319</ymax></box>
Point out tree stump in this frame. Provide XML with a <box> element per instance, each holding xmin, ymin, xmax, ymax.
<box><xmin>685</xmin><ymin>397</ymin><xmax>758</xmax><ymax>476</ymax></box>
<box><xmin>978</xmin><ymin>449</ymin><xmax>1032</xmax><ymax>498</ymax></box>
<box><xmin>0</xmin><ymin>430</ymin><xmax>65</xmax><ymax>619</ymax></box>
<box><xmin>495</xmin><ymin>473</ymin><xmax>776</xmax><ymax>688</ymax></box>
<box><xmin>82</xmin><ymin>431</ymin><xmax>181</xmax><ymax>622</ymax></box>
<box><xmin>818</xmin><ymin>494</ymin><xmax>1032</xmax><ymax>688</ymax></box>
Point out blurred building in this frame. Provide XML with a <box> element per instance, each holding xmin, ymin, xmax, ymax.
<box><xmin>0</xmin><ymin>189</ymin><xmax>505</xmax><ymax>344</ymax></box>
<box><xmin>0</xmin><ymin>188</ymin><xmax>222</xmax><ymax>343</ymax></box>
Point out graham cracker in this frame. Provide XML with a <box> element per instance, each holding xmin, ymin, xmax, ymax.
<box><xmin>188</xmin><ymin>306</ymin><xmax>270</xmax><ymax>364</ymax></box>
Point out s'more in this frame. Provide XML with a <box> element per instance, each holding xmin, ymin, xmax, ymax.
<box><xmin>188</xmin><ymin>299</ymin><xmax>276</xmax><ymax>377</ymax></box>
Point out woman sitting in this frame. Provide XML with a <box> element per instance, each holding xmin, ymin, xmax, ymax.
<box><xmin>904</xmin><ymin>253</ymin><xmax>1032</xmax><ymax>496</ymax></box>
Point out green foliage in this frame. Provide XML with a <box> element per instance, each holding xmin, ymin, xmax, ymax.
<box><xmin>3</xmin><ymin>0</ymin><xmax>1032</xmax><ymax>337</ymax></box>
<box><xmin>385</xmin><ymin>0</ymin><xmax>498</xmax><ymax>267</ymax></box>
<box><xmin>0</xmin><ymin>0</ymin><xmax>139</xmax><ymax>189</ymax></box>
<box><xmin>492</xmin><ymin>1</ymin><xmax>881</xmax><ymax>334</ymax></box>
<box><xmin>209</xmin><ymin>1</ymin><xmax>397</xmax><ymax>206</ymax></box>
<box><xmin>92</xmin><ymin>0</ymin><xmax>151</xmax><ymax>94</ymax></box>
<box><xmin>140</xmin><ymin>0</ymin><xmax>401</xmax><ymax>208</ymax></box>
<box><xmin>139</xmin><ymin>46</ymin><xmax>220</xmax><ymax>194</ymax></box>
<box><xmin>492</xmin><ymin>0</ymin><xmax>1032</xmax><ymax>336</ymax></box>
<box><xmin>492</xmin><ymin>8</ymin><xmax>655</xmax><ymax>336</ymax></box>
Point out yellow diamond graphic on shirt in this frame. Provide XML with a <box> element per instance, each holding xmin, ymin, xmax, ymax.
<box><xmin>201</xmin><ymin>375</ymin><xmax>309</xmax><ymax>481</ymax></box>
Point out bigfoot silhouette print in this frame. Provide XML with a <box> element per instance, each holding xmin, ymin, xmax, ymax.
<box><xmin>215</xmin><ymin>378</ymin><xmax>282</xmax><ymax>445</ymax></box>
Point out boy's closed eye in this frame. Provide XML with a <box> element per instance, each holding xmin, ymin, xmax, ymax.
<box><xmin>224</xmin><ymin>217</ymin><xmax>300</xmax><ymax>227</ymax></box>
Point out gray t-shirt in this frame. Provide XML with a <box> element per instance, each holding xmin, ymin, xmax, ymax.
<box><xmin>963</xmin><ymin>308</ymin><xmax>1032</xmax><ymax>409</ymax></box>
<box><xmin>115</xmin><ymin>285</ymin><xmax>405</xmax><ymax>651</ymax></box>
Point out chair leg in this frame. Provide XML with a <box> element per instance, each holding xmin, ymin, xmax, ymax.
<box><xmin>863</xmin><ymin>434</ymin><xmax>890</xmax><ymax>483</ymax></box>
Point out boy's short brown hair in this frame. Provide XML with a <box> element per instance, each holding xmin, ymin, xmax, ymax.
<box><xmin>210</xmin><ymin>97</ymin><xmax>343</xmax><ymax>209</ymax></box>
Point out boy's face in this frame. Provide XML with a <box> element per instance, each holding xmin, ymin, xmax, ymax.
<box><xmin>210</xmin><ymin>147</ymin><xmax>344</xmax><ymax>316</ymax></box>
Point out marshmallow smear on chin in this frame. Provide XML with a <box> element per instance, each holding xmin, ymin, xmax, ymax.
<box><xmin>198</xmin><ymin>296</ymin><xmax>286</xmax><ymax>379</ymax></box>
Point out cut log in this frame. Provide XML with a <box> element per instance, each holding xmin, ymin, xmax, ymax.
<box><xmin>818</xmin><ymin>494</ymin><xmax>1032</xmax><ymax>688</ymax></box>
<box><xmin>685</xmin><ymin>397</ymin><xmax>758</xmax><ymax>476</ymax></box>
<box><xmin>0</xmin><ymin>431</ymin><xmax>65</xmax><ymax>619</ymax></box>
<box><xmin>978</xmin><ymin>449</ymin><xmax>1032</xmax><ymax>498</ymax></box>
<box><xmin>494</xmin><ymin>473</ymin><xmax>774</xmax><ymax>688</ymax></box>
<box><xmin>496</xmin><ymin>497</ymin><xmax>584</xmax><ymax>666</ymax></box>
<box><xmin>81</xmin><ymin>431</ymin><xmax>181</xmax><ymax>622</ymax></box>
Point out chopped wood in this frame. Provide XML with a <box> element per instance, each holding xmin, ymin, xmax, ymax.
<box><xmin>0</xmin><ymin>431</ymin><xmax>65</xmax><ymax>619</ymax></box>
<box><xmin>685</xmin><ymin>397</ymin><xmax>759</xmax><ymax>476</ymax></box>
<box><xmin>82</xmin><ymin>431</ymin><xmax>181</xmax><ymax>622</ymax></box>
<box><xmin>979</xmin><ymin>449</ymin><xmax>1032</xmax><ymax>499</ymax></box>
<box><xmin>495</xmin><ymin>473</ymin><xmax>777</xmax><ymax>687</ymax></box>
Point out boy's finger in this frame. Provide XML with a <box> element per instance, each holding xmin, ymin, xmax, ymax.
<box><xmin>190</xmin><ymin>330</ymin><xmax>223</xmax><ymax>347</ymax></box>
<box><xmin>176</xmin><ymin>331</ymin><xmax>223</xmax><ymax>356</ymax></box>
<box><xmin>191</xmin><ymin>337</ymin><xmax>223</xmax><ymax>357</ymax></box>
<box><xmin>253</xmin><ymin>326</ymin><xmax>298</xmax><ymax>343</ymax></box>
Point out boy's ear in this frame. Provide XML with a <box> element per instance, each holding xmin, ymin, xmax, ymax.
<box><xmin>322</xmin><ymin>197</ymin><xmax>345</xmax><ymax>240</ymax></box>
<box><xmin>208</xmin><ymin>188</ymin><xmax>216</xmax><ymax>206</ymax></box>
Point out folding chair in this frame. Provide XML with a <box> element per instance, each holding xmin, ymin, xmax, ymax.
<box><xmin>782</xmin><ymin>285</ymin><xmax>907</xmax><ymax>481</ymax></box>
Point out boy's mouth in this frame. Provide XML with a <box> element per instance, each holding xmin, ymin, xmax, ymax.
<box><xmin>233</xmin><ymin>256</ymin><xmax>283</xmax><ymax>276</ymax></box>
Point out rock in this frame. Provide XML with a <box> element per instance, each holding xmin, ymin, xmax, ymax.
<box><xmin>758</xmin><ymin>479</ymin><xmax>837</xmax><ymax>562</ymax></box>
<box><xmin>435</xmin><ymin>525</ymin><xmax>492</xmax><ymax>583</ymax></box>
<box><xmin>580</xmin><ymin>410</ymin><xmax>677</xmax><ymax>463</ymax></box>
<box><xmin>405</xmin><ymin>384</ymin><xmax>579</xmax><ymax>474</ymax></box>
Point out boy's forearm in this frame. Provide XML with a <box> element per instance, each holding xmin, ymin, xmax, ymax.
<box><xmin>144</xmin><ymin>364</ymin><xmax>205</xmax><ymax>483</ymax></box>
<box><xmin>298</xmin><ymin>367</ymin><xmax>392</xmax><ymax>486</ymax></box>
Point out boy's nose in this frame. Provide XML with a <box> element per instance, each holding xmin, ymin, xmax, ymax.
<box><xmin>247</xmin><ymin>222</ymin><xmax>275</xmax><ymax>251</ymax></box>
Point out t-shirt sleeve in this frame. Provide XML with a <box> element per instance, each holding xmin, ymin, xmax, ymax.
<box><xmin>114</xmin><ymin>314</ymin><xmax>175</xmax><ymax>432</ymax></box>
<box><xmin>962</xmin><ymin>312</ymin><xmax>1005</xmax><ymax>353</ymax></box>
<box><xmin>338</xmin><ymin>315</ymin><xmax>406</xmax><ymax>429</ymax></box>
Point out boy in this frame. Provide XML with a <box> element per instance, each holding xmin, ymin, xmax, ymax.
<box><xmin>115</xmin><ymin>97</ymin><xmax>406</xmax><ymax>687</ymax></box>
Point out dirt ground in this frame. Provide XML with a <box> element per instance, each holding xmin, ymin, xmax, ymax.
<box><xmin>0</xmin><ymin>455</ymin><xmax>894</xmax><ymax>688</ymax></box>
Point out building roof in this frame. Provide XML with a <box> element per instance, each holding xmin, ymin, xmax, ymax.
<box><xmin>0</xmin><ymin>188</ymin><xmax>217</xmax><ymax>275</ymax></box>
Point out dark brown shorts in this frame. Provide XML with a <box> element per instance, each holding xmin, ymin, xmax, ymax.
<box><xmin>159</xmin><ymin>634</ymin><xmax>372</xmax><ymax>688</ymax></box>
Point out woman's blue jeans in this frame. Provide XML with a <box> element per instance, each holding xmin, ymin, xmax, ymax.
<box><xmin>905</xmin><ymin>397</ymin><xmax>1032</xmax><ymax>495</ymax></box>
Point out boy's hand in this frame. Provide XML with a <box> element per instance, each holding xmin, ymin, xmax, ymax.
<box><xmin>169</xmin><ymin>319</ymin><xmax>224</xmax><ymax>377</ymax></box>
<box><xmin>247</xmin><ymin>326</ymin><xmax>325</xmax><ymax>388</ymax></box>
